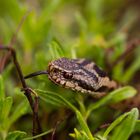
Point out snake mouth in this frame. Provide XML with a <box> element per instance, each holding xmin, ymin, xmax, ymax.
<box><xmin>48</xmin><ymin>64</ymin><xmax>66</xmax><ymax>86</ymax></box>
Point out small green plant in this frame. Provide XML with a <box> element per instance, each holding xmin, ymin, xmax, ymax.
<box><xmin>36</xmin><ymin>86</ymin><xmax>138</xmax><ymax>140</ymax></box>
<box><xmin>0</xmin><ymin>75</ymin><xmax>28</xmax><ymax>139</ymax></box>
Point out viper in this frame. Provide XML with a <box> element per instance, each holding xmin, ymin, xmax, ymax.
<box><xmin>25</xmin><ymin>57</ymin><xmax>117</xmax><ymax>96</ymax></box>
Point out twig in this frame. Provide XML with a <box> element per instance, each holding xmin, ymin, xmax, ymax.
<box><xmin>0</xmin><ymin>46</ymin><xmax>45</xmax><ymax>140</ymax></box>
<box><xmin>51</xmin><ymin>121</ymin><xmax>60</xmax><ymax>140</ymax></box>
<box><xmin>22</xmin><ymin>87</ymin><xmax>40</xmax><ymax>137</ymax></box>
<box><xmin>51</xmin><ymin>111</ymin><xmax>73</xmax><ymax>140</ymax></box>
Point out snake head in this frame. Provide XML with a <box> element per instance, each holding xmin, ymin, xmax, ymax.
<box><xmin>48</xmin><ymin>58</ymin><xmax>77</xmax><ymax>86</ymax></box>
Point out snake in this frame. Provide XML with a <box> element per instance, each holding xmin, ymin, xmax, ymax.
<box><xmin>25</xmin><ymin>57</ymin><xmax>117</xmax><ymax>96</ymax></box>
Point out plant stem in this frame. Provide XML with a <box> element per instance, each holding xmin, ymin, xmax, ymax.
<box><xmin>0</xmin><ymin>46</ymin><xmax>46</xmax><ymax>140</ymax></box>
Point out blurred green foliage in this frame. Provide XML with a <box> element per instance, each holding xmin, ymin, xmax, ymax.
<box><xmin>0</xmin><ymin>0</ymin><xmax>140</xmax><ymax>139</ymax></box>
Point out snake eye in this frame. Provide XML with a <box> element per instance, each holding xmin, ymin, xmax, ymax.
<box><xmin>53</xmin><ymin>69</ymin><xmax>57</xmax><ymax>73</ymax></box>
<box><xmin>52</xmin><ymin>69</ymin><xmax>58</xmax><ymax>73</ymax></box>
<box><xmin>63</xmin><ymin>72</ymin><xmax>73</xmax><ymax>79</ymax></box>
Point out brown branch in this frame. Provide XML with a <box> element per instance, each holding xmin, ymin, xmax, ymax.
<box><xmin>51</xmin><ymin>111</ymin><xmax>73</xmax><ymax>140</ymax></box>
<box><xmin>51</xmin><ymin>121</ymin><xmax>60</xmax><ymax>140</ymax></box>
<box><xmin>0</xmin><ymin>46</ymin><xmax>45</xmax><ymax>140</ymax></box>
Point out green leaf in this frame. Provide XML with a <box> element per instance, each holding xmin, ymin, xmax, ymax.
<box><xmin>110</xmin><ymin>108</ymin><xmax>139</xmax><ymax>140</ymax></box>
<box><xmin>42</xmin><ymin>0</ymin><xmax>61</xmax><ymax>18</ymax></box>
<box><xmin>122</xmin><ymin>54</ymin><xmax>140</xmax><ymax>83</ymax></box>
<box><xmin>95</xmin><ymin>135</ymin><xmax>106</xmax><ymax>140</ymax></box>
<box><xmin>69</xmin><ymin>128</ymin><xmax>89</xmax><ymax>140</ymax></box>
<box><xmin>112</xmin><ymin>62</ymin><xmax>124</xmax><ymax>82</ymax></box>
<box><xmin>109</xmin><ymin>86</ymin><xmax>137</xmax><ymax>103</ymax></box>
<box><xmin>6</xmin><ymin>131</ymin><xmax>26</xmax><ymax>140</ymax></box>
<box><xmin>86</xmin><ymin>86</ymin><xmax>136</xmax><ymax>119</ymax></box>
<box><xmin>39</xmin><ymin>91</ymin><xmax>66</xmax><ymax>107</ymax></box>
<box><xmin>0</xmin><ymin>97</ymin><xmax>13</xmax><ymax>131</ymax></box>
<box><xmin>37</xmin><ymin>89</ymin><xmax>77</xmax><ymax>111</ymax></box>
<box><xmin>76</xmin><ymin>111</ymin><xmax>94</xmax><ymax>140</ymax></box>
<box><xmin>103</xmin><ymin>112</ymin><xmax>129</xmax><ymax>138</ymax></box>
<box><xmin>0</xmin><ymin>75</ymin><xmax>5</xmax><ymax>100</ymax></box>
<box><xmin>1</xmin><ymin>97</ymin><xmax>13</xmax><ymax>122</ymax></box>
<box><xmin>75</xmin><ymin>12</ymin><xmax>87</xmax><ymax>40</ymax></box>
<box><xmin>103</xmin><ymin>108</ymin><xmax>139</xmax><ymax>140</ymax></box>
<box><xmin>9</xmin><ymin>99</ymin><xmax>28</xmax><ymax>126</ymax></box>
<box><xmin>49</xmin><ymin>41</ymin><xmax>64</xmax><ymax>59</ymax></box>
<box><xmin>23</xmin><ymin>129</ymin><xmax>53</xmax><ymax>140</ymax></box>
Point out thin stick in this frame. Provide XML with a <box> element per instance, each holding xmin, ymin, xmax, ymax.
<box><xmin>21</xmin><ymin>87</ymin><xmax>39</xmax><ymax>137</ymax></box>
<box><xmin>51</xmin><ymin>121</ymin><xmax>60</xmax><ymax>140</ymax></box>
<box><xmin>0</xmin><ymin>46</ymin><xmax>45</xmax><ymax>140</ymax></box>
<box><xmin>51</xmin><ymin>112</ymin><xmax>72</xmax><ymax>140</ymax></box>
